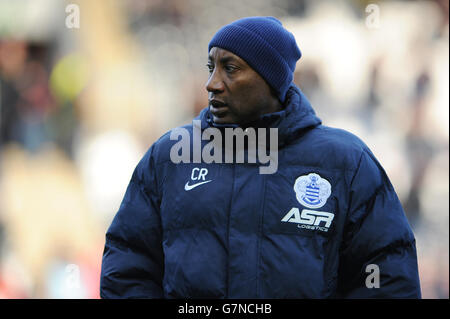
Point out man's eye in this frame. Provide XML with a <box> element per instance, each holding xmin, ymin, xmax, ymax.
<box><xmin>206</xmin><ymin>64</ymin><xmax>214</xmax><ymax>73</ymax></box>
<box><xmin>225</xmin><ymin>65</ymin><xmax>237</xmax><ymax>72</ymax></box>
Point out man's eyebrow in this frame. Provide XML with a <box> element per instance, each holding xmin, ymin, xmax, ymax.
<box><xmin>208</xmin><ymin>55</ymin><xmax>240</xmax><ymax>64</ymax></box>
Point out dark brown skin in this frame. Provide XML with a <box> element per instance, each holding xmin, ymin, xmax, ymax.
<box><xmin>206</xmin><ymin>47</ymin><xmax>282</xmax><ymax>126</ymax></box>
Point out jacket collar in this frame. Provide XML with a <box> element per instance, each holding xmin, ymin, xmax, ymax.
<box><xmin>196</xmin><ymin>83</ymin><xmax>322</xmax><ymax>146</ymax></box>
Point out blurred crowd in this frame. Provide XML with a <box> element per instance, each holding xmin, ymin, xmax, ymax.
<box><xmin>0</xmin><ymin>0</ymin><xmax>448</xmax><ymax>298</ymax></box>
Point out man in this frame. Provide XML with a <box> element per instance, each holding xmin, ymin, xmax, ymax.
<box><xmin>100</xmin><ymin>17</ymin><xmax>421</xmax><ymax>298</ymax></box>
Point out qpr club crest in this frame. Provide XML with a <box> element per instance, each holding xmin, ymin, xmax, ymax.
<box><xmin>294</xmin><ymin>173</ymin><xmax>331</xmax><ymax>209</ymax></box>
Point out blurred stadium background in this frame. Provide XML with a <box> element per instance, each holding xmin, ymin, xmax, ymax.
<box><xmin>0</xmin><ymin>0</ymin><xmax>448</xmax><ymax>298</ymax></box>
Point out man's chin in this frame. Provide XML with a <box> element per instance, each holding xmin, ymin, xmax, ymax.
<box><xmin>212</xmin><ymin>115</ymin><xmax>237</xmax><ymax>125</ymax></box>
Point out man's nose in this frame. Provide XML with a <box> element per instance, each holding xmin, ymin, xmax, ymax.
<box><xmin>205</xmin><ymin>69</ymin><xmax>225</xmax><ymax>94</ymax></box>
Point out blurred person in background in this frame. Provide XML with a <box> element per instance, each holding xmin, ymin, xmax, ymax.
<box><xmin>100</xmin><ymin>16</ymin><xmax>421</xmax><ymax>298</ymax></box>
<box><xmin>0</xmin><ymin>41</ymin><xmax>55</xmax><ymax>152</ymax></box>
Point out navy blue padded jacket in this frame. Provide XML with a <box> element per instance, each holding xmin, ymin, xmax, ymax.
<box><xmin>100</xmin><ymin>84</ymin><xmax>421</xmax><ymax>298</ymax></box>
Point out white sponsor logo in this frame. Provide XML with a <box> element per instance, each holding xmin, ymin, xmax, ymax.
<box><xmin>184</xmin><ymin>167</ymin><xmax>212</xmax><ymax>191</ymax></box>
<box><xmin>184</xmin><ymin>180</ymin><xmax>212</xmax><ymax>191</ymax></box>
<box><xmin>281</xmin><ymin>208</ymin><xmax>334</xmax><ymax>232</ymax></box>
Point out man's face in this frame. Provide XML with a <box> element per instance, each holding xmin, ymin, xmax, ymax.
<box><xmin>206</xmin><ymin>47</ymin><xmax>279</xmax><ymax>125</ymax></box>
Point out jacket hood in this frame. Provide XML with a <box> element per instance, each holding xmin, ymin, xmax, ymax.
<box><xmin>196</xmin><ymin>83</ymin><xmax>322</xmax><ymax>147</ymax></box>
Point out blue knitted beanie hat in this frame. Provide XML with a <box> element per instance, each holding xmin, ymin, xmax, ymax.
<box><xmin>208</xmin><ymin>16</ymin><xmax>301</xmax><ymax>103</ymax></box>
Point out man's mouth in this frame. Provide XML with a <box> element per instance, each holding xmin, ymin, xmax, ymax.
<box><xmin>209</xmin><ymin>99</ymin><xmax>228</xmax><ymax>117</ymax></box>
